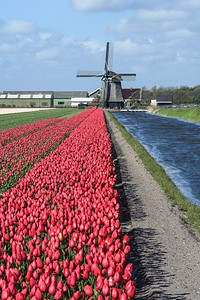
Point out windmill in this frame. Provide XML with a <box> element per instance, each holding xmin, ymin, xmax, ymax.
<box><xmin>77</xmin><ymin>42</ymin><xmax>136</xmax><ymax>109</ymax></box>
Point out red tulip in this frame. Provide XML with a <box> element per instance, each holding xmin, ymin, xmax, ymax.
<box><xmin>1</xmin><ymin>288</ymin><xmax>10</xmax><ymax>300</ymax></box>
<box><xmin>126</xmin><ymin>285</ymin><xmax>136</xmax><ymax>298</ymax></box>
<box><xmin>83</xmin><ymin>269</ymin><xmax>89</xmax><ymax>280</ymax></box>
<box><xmin>39</xmin><ymin>280</ymin><xmax>47</xmax><ymax>292</ymax></box>
<box><xmin>49</xmin><ymin>284</ymin><xmax>56</xmax><ymax>295</ymax></box>
<box><xmin>124</xmin><ymin>245</ymin><xmax>131</xmax><ymax>255</ymax></box>
<box><xmin>84</xmin><ymin>285</ymin><xmax>94</xmax><ymax>296</ymax></box>
<box><xmin>16</xmin><ymin>292</ymin><xmax>26</xmax><ymax>300</ymax></box>
<box><xmin>107</xmin><ymin>266</ymin><xmax>115</xmax><ymax>277</ymax></box>
<box><xmin>35</xmin><ymin>288</ymin><xmax>43</xmax><ymax>300</ymax></box>
<box><xmin>0</xmin><ymin>109</ymin><xmax>136</xmax><ymax>298</ymax></box>
<box><xmin>74</xmin><ymin>291</ymin><xmax>81</xmax><ymax>299</ymax></box>
<box><xmin>102</xmin><ymin>284</ymin><xmax>110</xmax><ymax>296</ymax></box>
<box><xmin>120</xmin><ymin>292</ymin><xmax>128</xmax><ymax>300</ymax></box>
<box><xmin>102</xmin><ymin>257</ymin><xmax>109</xmax><ymax>268</ymax></box>
<box><xmin>112</xmin><ymin>287</ymin><xmax>119</xmax><ymax>299</ymax></box>
<box><xmin>123</xmin><ymin>235</ymin><xmax>130</xmax><ymax>244</ymax></box>
<box><xmin>55</xmin><ymin>290</ymin><xmax>64</xmax><ymax>300</ymax></box>
<box><xmin>57</xmin><ymin>280</ymin><xmax>63</xmax><ymax>290</ymax></box>
<box><xmin>30</xmin><ymin>277</ymin><xmax>36</xmax><ymax>287</ymax></box>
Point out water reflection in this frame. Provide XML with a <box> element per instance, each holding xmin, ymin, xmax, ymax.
<box><xmin>113</xmin><ymin>112</ymin><xmax>200</xmax><ymax>206</ymax></box>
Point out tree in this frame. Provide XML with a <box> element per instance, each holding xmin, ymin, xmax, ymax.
<box><xmin>151</xmin><ymin>85</ymin><xmax>157</xmax><ymax>99</ymax></box>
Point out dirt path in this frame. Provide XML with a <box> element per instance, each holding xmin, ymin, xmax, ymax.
<box><xmin>105</xmin><ymin>112</ymin><xmax>200</xmax><ymax>300</ymax></box>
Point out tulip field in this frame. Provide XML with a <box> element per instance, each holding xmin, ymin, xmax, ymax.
<box><xmin>0</xmin><ymin>108</ymin><xmax>136</xmax><ymax>299</ymax></box>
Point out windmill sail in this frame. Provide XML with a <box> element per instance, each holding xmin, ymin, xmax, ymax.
<box><xmin>104</xmin><ymin>42</ymin><xmax>114</xmax><ymax>74</ymax></box>
<box><xmin>76</xmin><ymin>42</ymin><xmax>136</xmax><ymax>108</ymax></box>
<box><xmin>76</xmin><ymin>70</ymin><xmax>102</xmax><ymax>77</ymax></box>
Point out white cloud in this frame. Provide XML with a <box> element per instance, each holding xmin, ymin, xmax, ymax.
<box><xmin>36</xmin><ymin>48</ymin><xmax>58</xmax><ymax>61</ymax></box>
<box><xmin>70</xmin><ymin>0</ymin><xmax>197</xmax><ymax>12</ymax></box>
<box><xmin>0</xmin><ymin>19</ymin><xmax>35</xmax><ymax>35</ymax></box>
<box><xmin>0</xmin><ymin>43</ymin><xmax>16</xmax><ymax>52</ymax></box>
<box><xmin>70</xmin><ymin>0</ymin><xmax>133</xmax><ymax>12</ymax></box>
<box><xmin>80</xmin><ymin>40</ymin><xmax>105</xmax><ymax>53</ymax></box>
<box><xmin>137</xmin><ymin>9</ymin><xmax>188</xmax><ymax>22</ymax></box>
<box><xmin>108</xmin><ymin>8</ymin><xmax>191</xmax><ymax>38</ymax></box>
<box><xmin>115</xmin><ymin>39</ymin><xmax>138</xmax><ymax>54</ymax></box>
<box><xmin>165</xmin><ymin>28</ymin><xmax>194</xmax><ymax>39</ymax></box>
<box><xmin>39</xmin><ymin>32</ymin><xmax>52</xmax><ymax>40</ymax></box>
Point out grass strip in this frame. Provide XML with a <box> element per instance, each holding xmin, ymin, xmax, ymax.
<box><xmin>0</xmin><ymin>108</ymin><xmax>82</xmax><ymax>131</ymax></box>
<box><xmin>107</xmin><ymin>110</ymin><xmax>200</xmax><ymax>235</ymax></box>
<box><xmin>153</xmin><ymin>107</ymin><xmax>200</xmax><ymax>123</ymax></box>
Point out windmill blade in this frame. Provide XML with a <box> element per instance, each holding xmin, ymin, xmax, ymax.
<box><xmin>118</xmin><ymin>73</ymin><xmax>136</xmax><ymax>77</ymax></box>
<box><xmin>118</xmin><ymin>73</ymin><xmax>136</xmax><ymax>81</ymax></box>
<box><xmin>76</xmin><ymin>70</ymin><xmax>103</xmax><ymax>78</ymax></box>
<box><xmin>104</xmin><ymin>42</ymin><xmax>114</xmax><ymax>74</ymax></box>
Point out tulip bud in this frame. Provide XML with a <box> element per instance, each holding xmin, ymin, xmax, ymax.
<box><xmin>126</xmin><ymin>285</ymin><xmax>136</xmax><ymax>298</ymax></box>
<box><xmin>74</xmin><ymin>291</ymin><xmax>81</xmax><ymax>299</ymax></box>
<box><xmin>1</xmin><ymin>288</ymin><xmax>10</xmax><ymax>300</ymax></box>
<box><xmin>55</xmin><ymin>290</ymin><xmax>64</xmax><ymax>300</ymax></box>
<box><xmin>84</xmin><ymin>285</ymin><xmax>94</xmax><ymax>296</ymax></box>
<box><xmin>112</xmin><ymin>288</ymin><xmax>119</xmax><ymax>299</ymax></box>
<box><xmin>39</xmin><ymin>280</ymin><xmax>47</xmax><ymax>292</ymax></box>
<box><xmin>124</xmin><ymin>245</ymin><xmax>131</xmax><ymax>255</ymax></box>
<box><xmin>102</xmin><ymin>257</ymin><xmax>109</xmax><ymax>269</ymax></box>
<box><xmin>102</xmin><ymin>284</ymin><xmax>110</xmax><ymax>296</ymax></box>
<box><xmin>122</xmin><ymin>235</ymin><xmax>130</xmax><ymax>244</ymax></box>
<box><xmin>107</xmin><ymin>267</ymin><xmax>115</xmax><ymax>277</ymax></box>
<box><xmin>57</xmin><ymin>280</ymin><xmax>63</xmax><ymax>290</ymax></box>
<box><xmin>58</xmin><ymin>232</ymin><xmax>63</xmax><ymax>242</ymax></box>
<box><xmin>35</xmin><ymin>288</ymin><xmax>43</xmax><ymax>300</ymax></box>
<box><xmin>120</xmin><ymin>292</ymin><xmax>128</xmax><ymax>300</ymax></box>
<box><xmin>15</xmin><ymin>292</ymin><xmax>25</xmax><ymax>300</ymax></box>
<box><xmin>49</xmin><ymin>284</ymin><xmax>56</xmax><ymax>295</ymax></box>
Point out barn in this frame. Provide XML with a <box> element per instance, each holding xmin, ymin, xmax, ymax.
<box><xmin>0</xmin><ymin>91</ymin><xmax>93</xmax><ymax>108</ymax></box>
<box><xmin>53</xmin><ymin>91</ymin><xmax>89</xmax><ymax>107</ymax></box>
<box><xmin>0</xmin><ymin>91</ymin><xmax>53</xmax><ymax>108</ymax></box>
<box><xmin>156</xmin><ymin>95</ymin><xmax>173</xmax><ymax>107</ymax></box>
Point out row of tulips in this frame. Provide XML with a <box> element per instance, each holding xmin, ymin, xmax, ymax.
<box><xmin>0</xmin><ymin>109</ymin><xmax>94</xmax><ymax>193</ymax></box>
<box><xmin>0</xmin><ymin>118</ymin><xmax>63</xmax><ymax>146</ymax></box>
<box><xmin>0</xmin><ymin>108</ymin><xmax>136</xmax><ymax>299</ymax></box>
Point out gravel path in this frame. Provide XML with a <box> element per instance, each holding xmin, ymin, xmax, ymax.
<box><xmin>105</xmin><ymin>111</ymin><xmax>200</xmax><ymax>300</ymax></box>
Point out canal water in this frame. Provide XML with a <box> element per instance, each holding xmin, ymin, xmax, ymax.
<box><xmin>112</xmin><ymin>112</ymin><xmax>200</xmax><ymax>207</ymax></box>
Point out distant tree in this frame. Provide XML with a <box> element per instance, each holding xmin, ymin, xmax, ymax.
<box><xmin>133</xmin><ymin>84</ymin><xmax>200</xmax><ymax>105</ymax></box>
<box><xmin>130</xmin><ymin>89</ymin><xmax>140</xmax><ymax>104</ymax></box>
<box><xmin>151</xmin><ymin>85</ymin><xmax>157</xmax><ymax>99</ymax></box>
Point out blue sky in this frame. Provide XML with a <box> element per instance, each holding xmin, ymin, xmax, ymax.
<box><xmin>0</xmin><ymin>0</ymin><xmax>200</xmax><ymax>93</ymax></box>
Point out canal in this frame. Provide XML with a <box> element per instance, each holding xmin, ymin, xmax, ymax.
<box><xmin>112</xmin><ymin>111</ymin><xmax>200</xmax><ymax>206</ymax></box>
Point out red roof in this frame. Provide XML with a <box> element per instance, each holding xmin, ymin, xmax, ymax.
<box><xmin>122</xmin><ymin>88</ymin><xmax>140</xmax><ymax>100</ymax></box>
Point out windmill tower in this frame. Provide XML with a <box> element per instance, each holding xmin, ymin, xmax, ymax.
<box><xmin>77</xmin><ymin>42</ymin><xmax>136</xmax><ymax>108</ymax></box>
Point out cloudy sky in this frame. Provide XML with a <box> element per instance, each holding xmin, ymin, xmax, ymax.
<box><xmin>0</xmin><ymin>0</ymin><xmax>200</xmax><ymax>93</ymax></box>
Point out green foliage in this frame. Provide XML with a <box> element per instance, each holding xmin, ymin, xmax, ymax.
<box><xmin>130</xmin><ymin>90</ymin><xmax>140</xmax><ymax>103</ymax></box>
<box><xmin>155</xmin><ymin>107</ymin><xmax>200</xmax><ymax>123</ymax></box>
<box><xmin>0</xmin><ymin>108</ymin><xmax>81</xmax><ymax>131</ymax></box>
<box><xmin>142</xmin><ymin>84</ymin><xmax>200</xmax><ymax>104</ymax></box>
